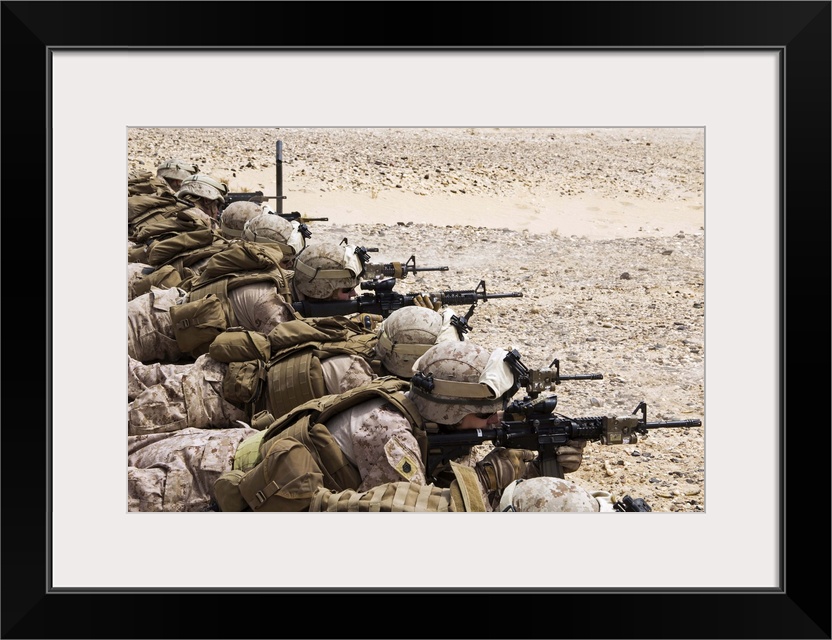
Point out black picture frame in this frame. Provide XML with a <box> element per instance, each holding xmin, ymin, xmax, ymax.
<box><xmin>2</xmin><ymin>2</ymin><xmax>829</xmax><ymax>638</ymax></box>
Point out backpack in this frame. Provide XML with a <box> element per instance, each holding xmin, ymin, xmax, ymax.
<box><xmin>263</xmin><ymin>316</ymin><xmax>381</xmax><ymax>418</ymax></box>
<box><xmin>212</xmin><ymin>377</ymin><xmax>427</xmax><ymax>512</ymax></box>
<box><xmin>131</xmin><ymin>208</ymin><xmax>229</xmax><ymax>267</ymax></box>
<box><xmin>127</xmin><ymin>192</ymin><xmax>193</xmax><ymax>238</ymax></box>
<box><xmin>187</xmin><ymin>241</ymin><xmax>293</xmax><ymax>322</ymax></box>
<box><xmin>170</xmin><ymin>242</ymin><xmax>293</xmax><ymax>357</ymax></box>
<box><xmin>213</xmin><ymin>316</ymin><xmax>381</xmax><ymax>421</ymax></box>
<box><xmin>127</xmin><ymin>170</ymin><xmax>156</xmax><ymax>195</ymax></box>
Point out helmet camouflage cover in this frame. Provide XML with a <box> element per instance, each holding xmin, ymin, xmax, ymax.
<box><xmin>242</xmin><ymin>212</ymin><xmax>307</xmax><ymax>258</ymax></box>
<box><xmin>156</xmin><ymin>159</ymin><xmax>198</xmax><ymax>182</ymax></box>
<box><xmin>176</xmin><ymin>174</ymin><xmax>229</xmax><ymax>203</ymax></box>
<box><xmin>220</xmin><ymin>201</ymin><xmax>263</xmax><ymax>238</ymax></box>
<box><xmin>499</xmin><ymin>478</ymin><xmax>601</xmax><ymax>512</ymax></box>
<box><xmin>376</xmin><ymin>307</ymin><xmax>464</xmax><ymax>378</ymax></box>
<box><xmin>409</xmin><ymin>341</ymin><xmax>506</xmax><ymax>425</ymax></box>
<box><xmin>292</xmin><ymin>242</ymin><xmax>365</xmax><ymax>299</ymax></box>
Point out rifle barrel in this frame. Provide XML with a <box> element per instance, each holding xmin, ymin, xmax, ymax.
<box><xmin>643</xmin><ymin>419</ymin><xmax>702</xmax><ymax>429</ymax></box>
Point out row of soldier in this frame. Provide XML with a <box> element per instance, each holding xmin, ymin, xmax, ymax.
<box><xmin>126</xmin><ymin>158</ymin><xmax>615</xmax><ymax>513</ymax></box>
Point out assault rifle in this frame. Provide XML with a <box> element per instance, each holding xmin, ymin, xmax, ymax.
<box><xmin>220</xmin><ymin>192</ymin><xmax>329</xmax><ymax>223</ymax></box>
<box><xmin>613</xmin><ymin>496</ymin><xmax>652</xmax><ymax>512</ymax></box>
<box><xmin>291</xmin><ymin>278</ymin><xmax>523</xmax><ymax>318</ymax></box>
<box><xmin>424</xmin><ymin>395</ymin><xmax>702</xmax><ymax>483</ymax></box>
<box><xmin>502</xmin><ymin>348</ymin><xmax>603</xmax><ymax>399</ymax></box>
<box><xmin>341</xmin><ymin>240</ymin><xmax>447</xmax><ymax>277</ymax></box>
<box><xmin>363</xmin><ymin>255</ymin><xmax>450</xmax><ymax>279</ymax></box>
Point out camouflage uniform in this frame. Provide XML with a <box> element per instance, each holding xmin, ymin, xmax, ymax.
<box><xmin>325</xmin><ymin>397</ymin><xmax>429</xmax><ymax>491</ymax></box>
<box><xmin>127</xmin><ymin>283</ymin><xmax>295</xmax><ymax>364</ymax></box>
<box><xmin>128</xmin><ymin>353</ymin><xmax>248</xmax><ymax>436</ymax></box>
<box><xmin>223</xmin><ymin>282</ymin><xmax>296</xmax><ymax>335</ymax></box>
<box><xmin>127</xmin><ymin>262</ymin><xmax>150</xmax><ymax>300</ymax></box>
<box><xmin>128</xmin><ymin>352</ymin><xmax>375</xmax><ymax>436</ymax></box>
<box><xmin>324</xmin><ymin>391</ymin><xmax>491</xmax><ymax>505</ymax></box>
<box><xmin>128</xmin><ymin>426</ymin><xmax>258</xmax><ymax>512</ymax></box>
<box><xmin>128</xmin><ymin>355</ymin><xmax>190</xmax><ymax>401</ymax></box>
<box><xmin>127</xmin><ymin>286</ymin><xmax>188</xmax><ymax>364</ymax></box>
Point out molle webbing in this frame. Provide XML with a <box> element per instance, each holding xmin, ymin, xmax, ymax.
<box><xmin>188</xmin><ymin>269</ymin><xmax>291</xmax><ymax>327</ymax></box>
<box><xmin>449</xmin><ymin>462</ymin><xmax>487</xmax><ymax>512</ymax></box>
<box><xmin>310</xmin><ymin>482</ymin><xmax>452</xmax><ymax>512</ymax></box>
<box><xmin>266</xmin><ymin>348</ymin><xmax>325</xmax><ymax>420</ymax></box>
<box><xmin>189</xmin><ymin>278</ymin><xmax>235</xmax><ymax>327</ymax></box>
<box><xmin>259</xmin><ymin>377</ymin><xmax>413</xmax><ymax>448</ymax></box>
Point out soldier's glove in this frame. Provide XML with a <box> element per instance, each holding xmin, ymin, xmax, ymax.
<box><xmin>413</xmin><ymin>293</ymin><xmax>442</xmax><ymax>311</ymax></box>
<box><xmin>556</xmin><ymin>439</ymin><xmax>587</xmax><ymax>473</ymax></box>
<box><xmin>355</xmin><ymin>313</ymin><xmax>384</xmax><ymax>331</ymax></box>
<box><xmin>475</xmin><ymin>447</ymin><xmax>537</xmax><ymax>493</ymax></box>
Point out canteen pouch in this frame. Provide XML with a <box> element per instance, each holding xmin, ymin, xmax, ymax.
<box><xmin>213</xmin><ymin>470</ymin><xmax>249</xmax><ymax>512</ymax></box>
<box><xmin>169</xmin><ymin>294</ymin><xmax>227</xmax><ymax>354</ymax></box>
<box><xmin>222</xmin><ymin>360</ymin><xmax>266</xmax><ymax>406</ymax></box>
<box><xmin>237</xmin><ymin>437</ymin><xmax>324</xmax><ymax>512</ymax></box>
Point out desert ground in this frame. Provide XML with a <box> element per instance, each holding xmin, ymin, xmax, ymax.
<box><xmin>128</xmin><ymin>126</ymin><xmax>705</xmax><ymax>512</ymax></box>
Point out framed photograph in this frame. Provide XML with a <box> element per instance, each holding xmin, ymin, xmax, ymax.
<box><xmin>3</xmin><ymin>2</ymin><xmax>828</xmax><ymax>638</ymax></box>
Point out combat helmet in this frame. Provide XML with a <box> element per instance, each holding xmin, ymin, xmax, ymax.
<box><xmin>242</xmin><ymin>212</ymin><xmax>308</xmax><ymax>260</ymax></box>
<box><xmin>176</xmin><ymin>173</ymin><xmax>229</xmax><ymax>204</ymax></box>
<box><xmin>498</xmin><ymin>478</ymin><xmax>601</xmax><ymax>512</ymax></box>
<box><xmin>292</xmin><ymin>241</ymin><xmax>365</xmax><ymax>299</ymax></box>
<box><xmin>376</xmin><ymin>307</ymin><xmax>465</xmax><ymax>378</ymax></box>
<box><xmin>220</xmin><ymin>201</ymin><xmax>263</xmax><ymax>238</ymax></box>
<box><xmin>409</xmin><ymin>341</ymin><xmax>515</xmax><ymax>425</ymax></box>
<box><xmin>156</xmin><ymin>159</ymin><xmax>198</xmax><ymax>183</ymax></box>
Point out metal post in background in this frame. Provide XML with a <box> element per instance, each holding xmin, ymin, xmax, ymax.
<box><xmin>276</xmin><ymin>139</ymin><xmax>284</xmax><ymax>214</ymax></box>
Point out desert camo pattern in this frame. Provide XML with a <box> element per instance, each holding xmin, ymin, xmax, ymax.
<box><xmin>227</xmin><ymin>282</ymin><xmax>296</xmax><ymax>335</ymax></box>
<box><xmin>127</xmin><ymin>263</ymin><xmax>152</xmax><ymax>300</ymax></box>
<box><xmin>220</xmin><ymin>201</ymin><xmax>262</xmax><ymax>238</ymax></box>
<box><xmin>128</xmin><ymin>426</ymin><xmax>258</xmax><ymax>511</ymax></box>
<box><xmin>409</xmin><ymin>342</ymin><xmax>503</xmax><ymax>425</ymax></box>
<box><xmin>503</xmin><ymin>477</ymin><xmax>601</xmax><ymax>512</ymax></box>
<box><xmin>128</xmin><ymin>354</ymin><xmax>247</xmax><ymax>435</ymax></box>
<box><xmin>127</xmin><ymin>286</ymin><xmax>187</xmax><ymax>363</ymax></box>
<box><xmin>321</xmin><ymin>354</ymin><xmax>376</xmax><ymax>394</ymax></box>
<box><xmin>128</xmin><ymin>355</ymin><xmax>192</xmax><ymax>401</ymax></box>
<box><xmin>325</xmin><ymin>400</ymin><xmax>427</xmax><ymax>491</ymax></box>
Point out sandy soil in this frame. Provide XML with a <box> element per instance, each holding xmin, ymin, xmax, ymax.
<box><xmin>128</xmin><ymin>127</ymin><xmax>705</xmax><ymax>512</ymax></box>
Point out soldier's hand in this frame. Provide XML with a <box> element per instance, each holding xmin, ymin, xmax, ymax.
<box><xmin>413</xmin><ymin>293</ymin><xmax>442</xmax><ymax>311</ymax></box>
<box><xmin>475</xmin><ymin>447</ymin><xmax>537</xmax><ymax>493</ymax></box>
<box><xmin>556</xmin><ymin>439</ymin><xmax>587</xmax><ymax>473</ymax></box>
<box><xmin>356</xmin><ymin>313</ymin><xmax>384</xmax><ymax>331</ymax></box>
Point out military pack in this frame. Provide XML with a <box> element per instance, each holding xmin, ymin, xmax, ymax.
<box><xmin>127</xmin><ymin>191</ymin><xmax>194</xmax><ymax>239</ymax></box>
<box><xmin>213</xmin><ymin>376</ymin><xmax>425</xmax><ymax>512</ymax></box>
<box><xmin>170</xmin><ymin>242</ymin><xmax>292</xmax><ymax>358</ymax></box>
